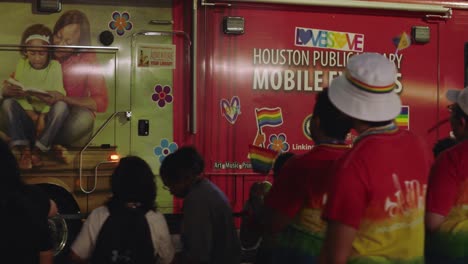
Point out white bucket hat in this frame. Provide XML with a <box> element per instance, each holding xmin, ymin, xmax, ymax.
<box><xmin>446</xmin><ymin>88</ymin><xmax>468</xmax><ymax>115</ymax></box>
<box><xmin>329</xmin><ymin>52</ymin><xmax>402</xmax><ymax>122</ymax></box>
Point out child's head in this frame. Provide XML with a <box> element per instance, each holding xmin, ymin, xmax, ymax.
<box><xmin>21</xmin><ymin>24</ymin><xmax>52</xmax><ymax>70</ymax></box>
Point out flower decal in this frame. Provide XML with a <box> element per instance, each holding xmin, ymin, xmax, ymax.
<box><xmin>109</xmin><ymin>11</ymin><xmax>133</xmax><ymax>36</ymax></box>
<box><xmin>267</xmin><ymin>133</ymin><xmax>290</xmax><ymax>153</ymax></box>
<box><xmin>152</xmin><ymin>85</ymin><xmax>173</xmax><ymax>108</ymax></box>
<box><xmin>154</xmin><ymin>139</ymin><xmax>178</xmax><ymax>163</ymax></box>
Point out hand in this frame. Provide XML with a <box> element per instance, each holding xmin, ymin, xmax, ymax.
<box><xmin>2</xmin><ymin>83</ymin><xmax>26</xmax><ymax>98</ymax></box>
<box><xmin>36</xmin><ymin>91</ymin><xmax>65</xmax><ymax>105</ymax></box>
<box><xmin>253</xmin><ymin>132</ymin><xmax>266</xmax><ymax>147</ymax></box>
<box><xmin>47</xmin><ymin>91</ymin><xmax>65</xmax><ymax>101</ymax></box>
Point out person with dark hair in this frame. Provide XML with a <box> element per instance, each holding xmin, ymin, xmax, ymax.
<box><xmin>0</xmin><ymin>138</ymin><xmax>56</xmax><ymax>264</ymax></box>
<box><xmin>425</xmin><ymin>88</ymin><xmax>468</xmax><ymax>263</ymax></box>
<box><xmin>432</xmin><ymin>136</ymin><xmax>458</xmax><ymax>158</ymax></box>
<box><xmin>70</xmin><ymin>156</ymin><xmax>174</xmax><ymax>264</ymax></box>
<box><xmin>160</xmin><ymin>146</ymin><xmax>241</xmax><ymax>264</ymax></box>
<box><xmin>238</xmin><ymin>151</ymin><xmax>293</xmax><ymax>262</ymax></box>
<box><xmin>320</xmin><ymin>53</ymin><xmax>432</xmax><ymax>263</ymax></box>
<box><xmin>255</xmin><ymin>89</ymin><xmax>351</xmax><ymax>263</ymax></box>
<box><xmin>1</xmin><ymin>23</ymin><xmax>69</xmax><ymax>169</ymax></box>
<box><xmin>42</xmin><ymin>10</ymin><xmax>108</xmax><ymax>147</ymax></box>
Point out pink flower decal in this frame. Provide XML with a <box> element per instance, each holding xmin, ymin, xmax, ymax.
<box><xmin>109</xmin><ymin>11</ymin><xmax>133</xmax><ymax>36</ymax></box>
<box><xmin>152</xmin><ymin>85</ymin><xmax>173</xmax><ymax>108</ymax></box>
<box><xmin>268</xmin><ymin>133</ymin><xmax>290</xmax><ymax>153</ymax></box>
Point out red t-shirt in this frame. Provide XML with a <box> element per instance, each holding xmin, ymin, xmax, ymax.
<box><xmin>323</xmin><ymin>129</ymin><xmax>432</xmax><ymax>262</ymax></box>
<box><xmin>426</xmin><ymin>140</ymin><xmax>468</xmax><ymax>259</ymax></box>
<box><xmin>265</xmin><ymin>144</ymin><xmax>349</xmax><ymax>233</ymax></box>
<box><xmin>427</xmin><ymin>140</ymin><xmax>468</xmax><ymax>216</ymax></box>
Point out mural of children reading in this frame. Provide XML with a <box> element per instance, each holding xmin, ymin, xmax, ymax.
<box><xmin>1</xmin><ymin>24</ymin><xmax>69</xmax><ymax>169</ymax></box>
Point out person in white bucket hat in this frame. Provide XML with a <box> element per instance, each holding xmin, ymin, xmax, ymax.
<box><xmin>425</xmin><ymin>88</ymin><xmax>468</xmax><ymax>263</ymax></box>
<box><xmin>320</xmin><ymin>53</ymin><xmax>432</xmax><ymax>264</ymax></box>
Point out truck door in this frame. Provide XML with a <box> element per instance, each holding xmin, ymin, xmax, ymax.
<box><xmin>130</xmin><ymin>31</ymin><xmax>191</xmax><ymax>212</ymax></box>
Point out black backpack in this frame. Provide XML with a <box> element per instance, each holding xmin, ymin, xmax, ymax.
<box><xmin>90</xmin><ymin>204</ymin><xmax>155</xmax><ymax>264</ymax></box>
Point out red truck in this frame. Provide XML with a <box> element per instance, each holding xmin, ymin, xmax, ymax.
<box><xmin>0</xmin><ymin>0</ymin><xmax>465</xmax><ymax>260</ymax></box>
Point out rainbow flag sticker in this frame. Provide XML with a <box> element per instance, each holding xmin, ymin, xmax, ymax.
<box><xmin>395</xmin><ymin>106</ymin><xmax>409</xmax><ymax>130</ymax></box>
<box><xmin>248</xmin><ymin>144</ymin><xmax>278</xmax><ymax>174</ymax></box>
<box><xmin>255</xmin><ymin>108</ymin><xmax>283</xmax><ymax>128</ymax></box>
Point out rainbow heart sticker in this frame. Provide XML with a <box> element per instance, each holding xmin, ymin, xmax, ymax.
<box><xmin>220</xmin><ymin>96</ymin><xmax>241</xmax><ymax>124</ymax></box>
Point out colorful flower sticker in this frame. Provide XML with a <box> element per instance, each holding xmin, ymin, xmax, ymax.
<box><xmin>152</xmin><ymin>84</ymin><xmax>173</xmax><ymax>108</ymax></box>
<box><xmin>109</xmin><ymin>11</ymin><xmax>133</xmax><ymax>36</ymax></box>
<box><xmin>220</xmin><ymin>96</ymin><xmax>241</xmax><ymax>124</ymax></box>
<box><xmin>268</xmin><ymin>133</ymin><xmax>290</xmax><ymax>153</ymax></box>
<box><xmin>154</xmin><ymin>139</ymin><xmax>178</xmax><ymax>163</ymax></box>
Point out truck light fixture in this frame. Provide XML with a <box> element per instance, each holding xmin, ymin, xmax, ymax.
<box><xmin>37</xmin><ymin>0</ymin><xmax>62</xmax><ymax>13</ymax></box>
<box><xmin>412</xmin><ymin>26</ymin><xmax>430</xmax><ymax>44</ymax></box>
<box><xmin>109</xmin><ymin>154</ymin><xmax>120</xmax><ymax>162</ymax></box>
<box><xmin>223</xmin><ymin>16</ymin><xmax>245</xmax><ymax>35</ymax></box>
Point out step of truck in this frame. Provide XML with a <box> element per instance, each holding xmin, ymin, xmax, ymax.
<box><xmin>14</xmin><ymin>146</ymin><xmax>119</xmax><ymax>172</ymax></box>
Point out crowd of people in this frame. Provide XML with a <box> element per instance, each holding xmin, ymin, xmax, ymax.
<box><xmin>243</xmin><ymin>52</ymin><xmax>468</xmax><ymax>264</ymax></box>
<box><xmin>3</xmin><ymin>52</ymin><xmax>468</xmax><ymax>264</ymax></box>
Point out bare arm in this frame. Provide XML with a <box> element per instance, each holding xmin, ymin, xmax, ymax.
<box><xmin>37</xmin><ymin>91</ymin><xmax>97</xmax><ymax>112</ymax></box>
<box><xmin>425</xmin><ymin>212</ymin><xmax>445</xmax><ymax>232</ymax></box>
<box><xmin>39</xmin><ymin>250</ymin><xmax>54</xmax><ymax>264</ymax></box>
<box><xmin>48</xmin><ymin>200</ymin><xmax>58</xmax><ymax>218</ymax></box>
<box><xmin>70</xmin><ymin>250</ymin><xmax>88</xmax><ymax>264</ymax></box>
<box><xmin>63</xmin><ymin>96</ymin><xmax>97</xmax><ymax>112</ymax></box>
<box><xmin>2</xmin><ymin>83</ymin><xmax>26</xmax><ymax>98</ymax></box>
<box><xmin>319</xmin><ymin>221</ymin><xmax>357</xmax><ymax>264</ymax></box>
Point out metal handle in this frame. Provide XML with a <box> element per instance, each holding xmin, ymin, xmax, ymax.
<box><xmin>79</xmin><ymin>111</ymin><xmax>130</xmax><ymax>194</ymax></box>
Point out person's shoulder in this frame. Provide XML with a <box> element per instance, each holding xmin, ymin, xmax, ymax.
<box><xmin>145</xmin><ymin>209</ymin><xmax>165</xmax><ymax>220</ymax></box>
<box><xmin>145</xmin><ymin>210</ymin><xmax>169</xmax><ymax>226</ymax></box>
<box><xmin>352</xmin><ymin>129</ymin><xmax>409</xmax><ymax>151</ymax></box>
<box><xmin>306</xmin><ymin>144</ymin><xmax>349</xmax><ymax>158</ymax></box>
<box><xmin>438</xmin><ymin>139</ymin><xmax>468</xmax><ymax>161</ymax></box>
<box><xmin>88</xmin><ymin>205</ymin><xmax>110</xmax><ymax>220</ymax></box>
<box><xmin>450</xmin><ymin>139</ymin><xmax>468</xmax><ymax>152</ymax></box>
<box><xmin>15</xmin><ymin>57</ymin><xmax>28</xmax><ymax>69</ymax></box>
<box><xmin>17</xmin><ymin>57</ymin><xmax>28</xmax><ymax>64</ymax></box>
<box><xmin>79</xmin><ymin>52</ymin><xmax>98</xmax><ymax>63</ymax></box>
<box><xmin>187</xmin><ymin>179</ymin><xmax>230</xmax><ymax>206</ymax></box>
<box><xmin>49</xmin><ymin>59</ymin><xmax>62</xmax><ymax>68</ymax></box>
<box><xmin>63</xmin><ymin>52</ymin><xmax>97</xmax><ymax>65</ymax></box>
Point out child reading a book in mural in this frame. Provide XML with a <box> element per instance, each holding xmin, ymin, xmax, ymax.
<box><xmin>1</xmin><ymin>24</ymin><xmax>69</xmax><ymax>169</ymax></box>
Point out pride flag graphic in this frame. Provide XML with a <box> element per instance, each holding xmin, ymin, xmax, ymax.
<box><xmin>248</xmin><ymin>144</ymin><xmax>278</xmax><ymax>174</ymax></box>
<box><xmin>395</xmin><ymin>106</ymin><xmax>409</xmax><ymax>130</ymax></box>
<box><xmin>255</xmin><ymin>107</ymin><xmax>283</xmax><ymax>128</ymax></box>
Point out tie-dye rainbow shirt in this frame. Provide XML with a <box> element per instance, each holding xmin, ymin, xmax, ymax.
<box><xmin>265</xmin><ymin>144</ymin><xmax>349</xmax><ymax>261</ymax></box>
<box><xmin>323</xmin><ymin>130</ymin><xmax>432</xmax><ymax>264</ymax></box>
<box><xmin>426</xmin><ymin>140</ymin><xmax>468</xmax><ymax>262</ymax></box>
